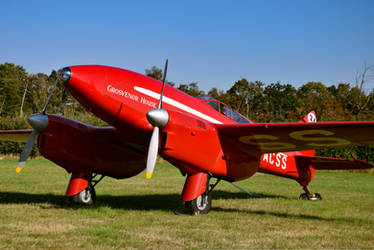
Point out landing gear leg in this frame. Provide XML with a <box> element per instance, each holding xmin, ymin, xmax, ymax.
<box><xmin>183</xmin><ymin>174</ymin><xmax>220</xmax><ymax>215</ymax></box>
<box><xmin>68</xmin><ymin>173</ymin><xmax>105</xmax><ymax>205</ymax></box>
<box><xmin>299</xmin><ymin>186</ymin><xmax>322</xmax><ymax>200</ymax></box>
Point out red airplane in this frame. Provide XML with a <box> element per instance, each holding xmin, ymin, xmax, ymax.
<box><xmin>1</xmin><ymin>60</ymin><xmax>374</xmax><ymax>214</ymax></box>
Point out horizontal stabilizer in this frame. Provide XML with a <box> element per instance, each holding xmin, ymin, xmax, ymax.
<box><xmin>0</xmin><ymin>130</ymin><xmax>33</xmax><ymax>143</ymax></box>
<box><xmin>294</xmin><ymin>155</ymin><xmax>374</xmax><ymax>170</ymax></box>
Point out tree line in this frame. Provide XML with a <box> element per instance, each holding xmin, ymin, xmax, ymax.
<box><xmin>1</xmin><ymin>62</ymin><xmax>374</xmax><ymax>163</ymax></box>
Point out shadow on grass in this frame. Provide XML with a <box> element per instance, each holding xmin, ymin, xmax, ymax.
<box><xmin>212</xmin><ymin>206</ymin><xmax>328</xmax><ymax>221</ymax></box>
<box><xmin>0</xmin><ymin>190</ymin><xmax>289</xmax><ymax>210</ymax></box>
<box><xmin>0</xmin><ymin>191</ymin><xmax>179</xmax><ymax>210</ymax></box>
<box><xmin>0</xmin><ymin>191</ymin><xmax>368</xmax><ymax>223</ymax></box>
<box><xmin>213</xmin><ymin>190</ymin><xmax>291</xmax><ymax>200</ymax></box>
<box><xmin>0</xmin><ymin>191</ymin><xmax>364</xmax><ymax>224</ymax></box>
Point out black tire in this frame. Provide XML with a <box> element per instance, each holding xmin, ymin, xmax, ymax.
<box><xmin>299</xmin><ymin>192</ymin><xmax>322</xmax><ymax>201</ymax></box>
<box><xmin>310</xmin><ymin>193</ymin><xmax>322</xmax><ymax>200</ymax></box>
<box><xmin>299</xmin><ymin>193</ymin><xmax>309</xmax><ymax>200</ymax></box>
<box><xmin>186</xmin><ymin>192</ymin><xmax>212</xmax><ymax>214</ymax></box>
<box><xmin>71</xmin><ymin>185</ymin><xmax>96</xmax><ymax>205</ymax></box>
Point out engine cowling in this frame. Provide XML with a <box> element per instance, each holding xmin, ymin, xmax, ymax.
<box><xmin>38</xmin><ymin>115</ymin><xmax>146</xmax><ymax>179</ymax></box>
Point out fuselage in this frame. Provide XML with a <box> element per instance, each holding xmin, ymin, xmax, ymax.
<box><xmin>64</xmin><ymin>65</ymin><xmax>236</xmax><ymax>131</ymax></box>
<box><xmin>58</xmin><ymin>65</ymin><xmax>314</xmax><ymax>182</ymax></box>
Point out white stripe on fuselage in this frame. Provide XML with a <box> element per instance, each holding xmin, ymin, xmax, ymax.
<box><xmin>134</xmin><ymin>86</ymin><xmax>222</xmax><ymax>124</ymax></box>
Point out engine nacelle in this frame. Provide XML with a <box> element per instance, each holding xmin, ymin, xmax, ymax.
<box><xmin>38</xmin><ymin>115</ymin><xmax>146</xmax><ymax>179</ymax></box>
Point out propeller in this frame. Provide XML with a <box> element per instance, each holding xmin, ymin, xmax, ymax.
<box><xmin>16</xmin><ymin>78</ymin><xmax>59</xmax><ymax>173</ymax></box>
<box><xmin>145</xmin><ymin>59</ymin><xmax>169</xmax><ymax>179</ymax></box>
<box><xmin>42</xmin><ymin>78</ymin><xmax>58</xmax><ymax>114</ymax></box>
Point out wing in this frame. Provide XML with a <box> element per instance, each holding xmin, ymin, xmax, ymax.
<box><xmin>217</xmin><ymin>121</ymin><xmax>374</xmax><ymax>153</ymax></box>
<box><xmin>0</xmin><ymin>130</ymin><xmax>33</xmax><ymax>143</ymax></box>
<box><xmin>294</xmin><ymin>155</ymin><xmax>374</xmax><ymax>170</ymax></box>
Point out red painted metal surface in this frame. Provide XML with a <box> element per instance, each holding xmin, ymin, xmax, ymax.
<box><xmin>182</xmin><ymin>172</ymin><xmax>208</xmax><ymax>201</ymax></box>
<box><xmin>160</xmin><ymin>110</ymin><xmax>226</xmax><ymax>176</ymax></box>
<box><xmin>66</xmin><ymin>172</ymin><xmax>90</xmax><ymax>196</ymax></box>
<box><xmin>258</xmin><ymin>150</ymin><xmax>316</xmax><ymax>187</ymax></box>
<box><xmin>57</xmin><ymin>65</ymin><xmax>374</xmax><ymax>191</ymax></box>
<box><xmin>60</xmin><ymin>65</ymin><xmax>265</xmax><ymax>181</ymax></box>
<box><xmin>217</xmin><ymin>121</ymin><xmax>374</xmax><ymax>153</ymax></box>
<box><xmin>38</xmin><ymin>115</ymin><xmax>146</xmax><ymax>179</ymax></box>
<box><xmin>295</xmin><ymin>155</ymin><xmax>374</xmax><ymax>170</ymax></box>
<box><xmin>64</xmin><ymin>65</ymin><xmax>235</xmax><ymax>132</ymax></box>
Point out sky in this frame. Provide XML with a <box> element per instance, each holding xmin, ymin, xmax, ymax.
<box><xmin>1</xmin><ymin>0</ymin><xmax>373</xmax><ymax>92</ymax></box>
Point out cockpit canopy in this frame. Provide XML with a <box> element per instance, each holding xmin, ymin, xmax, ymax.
<box><xmin>197</xmin><ymin>96</ymin><xmax>251</xmax><ymax>124</ymax></box>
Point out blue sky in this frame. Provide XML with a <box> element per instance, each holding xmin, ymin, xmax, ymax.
<box><xmin>1</xmin><ymin>0</ymin><xmax>373</xmax><ymax>91</ymax></box>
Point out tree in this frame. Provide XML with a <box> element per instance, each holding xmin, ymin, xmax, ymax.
<box><xmin>0</xmin><ymin>63</ymin><xmax>27</xmax><ymax>117</ymax></box>
<box><xmin>227</xmin><ymin>78</ymin><xmax>250</xmax><ymax>111</ymax></box>
<box><xmin>207</xmin><ymin>87</ymin><xmax>220</xmax><ymax>99</ymax></box>
<box><xmin>0</xmin><ymin>96</ymin><xmax>5</xmax><ymax>115</ymax></box>
<box><xmin>326</xmin><ymin>83</ymin><xmax>351</xmax><ymax>120</ymax></box>
<box><xmin>346</xmin><ymin>63</ymin><xmax>374</xmax><ymax>120</ymax></box>
<box><xmin>145</xmin><ymin>66</ymin><xmax>175</xmax><ymax>86</ymax></box>
<box><xmin>227</xmin><ymin>78</ymin><xmax>265</xmax><ymax>121</ymax></box>
<box><xmin>145</xmin><ymin>66</ymin><xmax>163</xmax><ymax>81</ymax></box>
<box><xmin>297</xmin><ymin>82</ymin><xmax>331</xmax><ymax>120</ymax></box>
<box><xmin>264</xmin><ymin>82</ymin><xmax>297</xmax><ymax>121</ymax></box>
<box><xmin>177</xmin><ymin>82</ymin><xmax>205</xmax><ymax>97</ymax></box>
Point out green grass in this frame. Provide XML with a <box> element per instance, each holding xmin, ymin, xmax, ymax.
<box><xmin>0</xmin><ymin>158</ymin><xmax>373</xmax><ymax>249</ymax></box>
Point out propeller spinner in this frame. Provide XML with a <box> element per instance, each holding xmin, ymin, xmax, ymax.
<box><xmin>145</xmin><ymin>59</ymin><xmax>169</xmax><ymax>179</ymax></box>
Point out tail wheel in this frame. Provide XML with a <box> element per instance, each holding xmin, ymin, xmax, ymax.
<box><xmin>310</xmin><ymin>193</ymin><xmax>322</xmax><ymax>200</ymax></box>
<box><xmin>299</xmin><ymin>192</ymin><xmax>322</xmax><ymax>201</ymax></box>
<box><xmin>186</xmin><ymin>192</ymin><xmax>212</xmax><ymax>214</ymax></box>
<box><xmin>71</xmin><ymin>185</ymin><xmax>96</xmax><ymax>205</ymax></box>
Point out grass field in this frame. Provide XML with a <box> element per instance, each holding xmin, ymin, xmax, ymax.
<box><xmin>0</xmin><ymin>158</ymin><xmax>373</xmax><ymax>249</ymax></box>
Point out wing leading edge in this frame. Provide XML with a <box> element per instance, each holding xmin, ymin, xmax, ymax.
<box><xmin>0</xmin><ymin>130</ymin><xmax>33</xmax><ymax>143</ymax></box>
<box><xmin>217</xmin><ymin>121</ymin><xmax>374</xmax><ymax>153</ymax></box>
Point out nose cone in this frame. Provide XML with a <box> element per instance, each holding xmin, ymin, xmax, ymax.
<box><xmin>59</xmin><ymin>65</ymin><xmax>107</xmax><ymax>92</ymax></box>
<box><xmin>146</xmin><ymin>109</ymin><xmax>169</xmax><ymax>128</ymax></box>
<box><xmin>58</xmin><ymin>65</ymin><xmax>109</xmax><ymax>116</ymax></box>
<box><xmin>58</xmin><ymin>67</ymin><xmax>72</xmax><ymax>83</ymax></box>
<box><xmin>27</xmin><ymin>114</ymin><xmax>49</xmax><ymax>132</ymax></box>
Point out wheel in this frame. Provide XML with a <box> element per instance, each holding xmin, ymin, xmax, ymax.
<box><xmin>309</xmin><ymin>193</ymin><xmax>322</xmax><ymax>200</ymax></box>
<box><xmin>299</xmin><ymin>193</ymin><xmax>309</xmax><ymax>200</ymax></box>
<box><xmin>71</xmin><ymin>185</ymin><xmax>96</xmax><ymax>205</ymax></box>
<box><xmin>186</xmin><ymin>192</ymin><xmax>212</xmax><ymax>214</ymax></box>
<box><xmin>299</xmin><ymin>192</ymin><xmax>322</xmax><ymax>200</ymax></box>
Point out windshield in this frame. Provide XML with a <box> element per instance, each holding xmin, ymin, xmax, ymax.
<box><xmin>205</xmin><ymin>100</ymin><xmax>219</xmax><ymax>112</ymax></box>
<box><xmin>198</xmin><ymin>96</ymin><xmax>250</xmax><ymax>124</ymax></box>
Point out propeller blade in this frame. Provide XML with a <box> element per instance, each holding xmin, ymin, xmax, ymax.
<box><xmin>41</xmin><ymin>79</ymin><xmax>58</xmax><ymax>114</ymax></box>
<box><xmin>145</xmin><ymin>59</ymin><xmax>169</xmax><ymax>179</ymax></box>
<box><xmin>16</xmin><ymin>130</ymin><xmax>37</xmax><ymax>173</ymax></box>
<box><xmin>16</xmin><ymin>76</ymin><xmax>54</xmax><ymax>172</ymax></box>
<box><xmin>157</xmin><ymin>59</ymin><xmax>168</xmax><ymax>109</ymax></box>
<box><xmin>16</xmin><ymin>113</ymin><xmax>49</xmax><ymax>173</ymax></box>
<box><xmin>146</xmin><ymin>127</ymin><xmax>159</xmax><ymax>179</ymax></box>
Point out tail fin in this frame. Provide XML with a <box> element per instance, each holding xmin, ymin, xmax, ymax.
<box><xmin>300</xmin><ymin>111</ymin><xmax>317</xmax><ymax>123</ymax></box>
<box><xmin>298</xmin><ymin>111</ymin><xmax>317</xmax><ymax>157</ymax></box>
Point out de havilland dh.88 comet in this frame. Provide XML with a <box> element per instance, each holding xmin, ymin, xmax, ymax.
<box><xmin>1</xmin><ymin>60</ymin><xmax>374</xmax><ymax>214</ymax></box>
